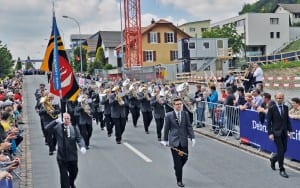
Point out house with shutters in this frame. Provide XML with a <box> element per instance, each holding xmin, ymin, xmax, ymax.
<box><xmin>273</xmin><ymin>3</ymin><xmax>300</xmax><ymax>26</ymax></box>
<box><xmin>141</xmin><ymin>19</ymin><xmax>191</xmax><ymax>67</ymax></box>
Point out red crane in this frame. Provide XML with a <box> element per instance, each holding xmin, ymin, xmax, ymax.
<box><xmin>124</xmin><ymin>0</ymin><xmax>142</xmax><ymax>68</ymax></box>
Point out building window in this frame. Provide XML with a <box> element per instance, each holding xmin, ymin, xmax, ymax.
<box><xmin>270</xmin><ymin>18</ymin><xmax>279</xmax><ymax>24</ymax></box>
<box><xmin>201</xmin><ymin>28</ymin><xmax>208</xmax><ymax>32</ymax></box>
<box><xmin>165</xmin><ymin>32</ymin><xmax>175</xmax><ymax>43</ymax></box>
<box><xmin>189</xmin><ymin>27</ymin><xmax>195</xmax><ymax>32</ymax></box>
<box><xmin>203</xmin><ymin>42</ymin><xmax>209</xmax><ymax>49</ymax></box>
<box><xmin>276</xmin><ymin>32</ymin><xmax>280</xmax><ymax>38</ymax></box>
<box><xmin>170</xmin><ymin>50</ymin><xmax>178</xmax><ymax>61</ymax></box>
<box><xmin>143</xmin><ymin>51</ymin><xmax>155</xmax><ymax>62</ymax></box>
<box><xmin>236</xmin><ymin>19</ymin><xmax>245</xmax><ymax>27</ymax></box>
<box><xmin>149</xmin><ymin>32</ymin><xmax>158</xmax><ymax>43</ymax></box>
<box><xmin>270</xmin><ymin>32</ymin><xmax>274</xmax><ymax>39</ymax></box>
<box><xmin>217</xmin><ymin>40</ymin><xmax>223</xmax><ymax>48</ymax></box>
<box><xmin>295</xmin><ymin>13</ymin><xmax>300</xmax><ymax>18</ymax></box>
<box><xmin>189</xmin><ymin>42</ymin><xmax>196</xmax><ymax>49</ymax></box>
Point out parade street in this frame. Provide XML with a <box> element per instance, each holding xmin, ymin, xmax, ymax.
<box><xmin>23</xmin><ymin>75</ymin><xmax>300</xmax><ymax>188</ymax></box>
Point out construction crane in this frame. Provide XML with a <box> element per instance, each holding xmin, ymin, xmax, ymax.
<box><xmin>124</xmin><ymin>0</ymin><xmax>142</xmax><ymax>68</ymax></box>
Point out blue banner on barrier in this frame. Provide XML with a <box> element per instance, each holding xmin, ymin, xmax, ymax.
<box><xmin>239</xmin><ymin>110</ymin><xmax>300</xmax><ymax>161</ymax></box>
<box><xmin>0</xmin><ymin>179</ymin><xmax>13</xmax><ymax>188</ymax></box>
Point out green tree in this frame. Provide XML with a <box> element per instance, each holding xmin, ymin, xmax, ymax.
<box><xmin>73</xmin><ymin>46</ymin><xmax>87</xmax><ymax>72</ymax></box>
<box><xmin>103</xmin><ymin>64</ymin><xmax>113</xmax><ymax>70</ymax></box>
<box><xmin>0</xmin><ymin>41</ymin><xmax>13</xmax><ymax>77</ymax></box>
<box><xmin>15</xmin><ymin>57</ymin><xmax>22</xmax><ymax>70</ymax></box>
<box><xmin>25</xmin><ymin>56</ymin><xmax>34</xmax><ymax>70</ymax></box>
<box><xmin>202</xmin><ymin>24</ymin><xmax>244</xmax><ymax>54</ymax></box>
<box><xmin>239</xmin><ymin>0</ymin><xmax>299</xmax><ymax>15</ymax></box>
<box><xmin>88</xmin><ymin>47</ymin><xmax>105</xmax><ymax>75</ymax></box>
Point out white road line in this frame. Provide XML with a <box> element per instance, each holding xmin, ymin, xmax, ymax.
<box><xmin>123</xmin><ymin>142</ymin><xmax>152</xmax><ymax>163</ymax></box>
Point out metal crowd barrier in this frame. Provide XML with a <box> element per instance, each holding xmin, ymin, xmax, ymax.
<box><xmin>193</xmin><ymin>101</ymin><xmax>240</xmax><ymax>139</ymax></box>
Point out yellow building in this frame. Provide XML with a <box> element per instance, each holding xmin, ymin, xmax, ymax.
<box><xmin>178</xmin><ymin>20</ymin><xmax>211</xmax><ymax>38</ymax></box>
<box><xmin>141</xmin><ymin>19</ymin><xmax>191</xmax><ymax>67</ymax></box>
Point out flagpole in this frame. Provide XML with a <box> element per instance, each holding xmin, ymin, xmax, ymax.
<box><xmin>52</xmin><ymin>0</ymin><xmax>64</xmax><ymax>120</ymax></box>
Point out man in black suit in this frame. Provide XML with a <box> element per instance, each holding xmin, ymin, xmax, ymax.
<box><xmin>161</xmin><ymin>97</ymin><xmax>195</xmax><ymax>187</ymax></box>
<box><xmin>45</xmin><ymin>113</ymin><xmax>86</xmax><ymax>188</ymax></box>
<box><xmin>267</xmin><ymin>92</ymin><xmax>293</xmax><ymax>178</ymax></box>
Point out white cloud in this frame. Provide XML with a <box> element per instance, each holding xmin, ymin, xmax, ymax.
<box><xmin>158</xmin><ymin>0</ymin><xmax>259</xmax><ymax>22</ymax></box>
<box><xmin>0</xmin><ymin>0</ymin><xmax>258</xmax><ymax>60</ymax></box>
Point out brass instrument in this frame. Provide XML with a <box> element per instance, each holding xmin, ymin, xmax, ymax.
<box><xmin>116</xmin><ymin>92</ymin><xmax>125</xmax><ymax>106</ymax></box>
<box><xmin>129</xmin><ymin>82</ymin><xmax>138</xmax><ymax>98</ymax></box>
<box><xmin>112</xmin><ymin>85</ymin><xmax>125</xmax><ymax>106</ymax></box>
<box><xmin>143</xmin><ymin>88</ymin><xmax>150</xmax><ymax>101</ymax></box>
<box><xmin>41</xmin><ymin>96</ymin><xmax>58</xmax><ymax>119</ymax></box>
<box><xmin>176</xmin><ymin>82</ymin><xmax>195</xmax><ymax>113</ymax></box>
<box><xmin>156</xmin><ymin>92</ymin><xmax>164</xmax><ymax>105</ymax></box>
<box><xmin>78</xmin><ymin>94</ymin><xmax>93</xmax><ymax>117</ymax></box>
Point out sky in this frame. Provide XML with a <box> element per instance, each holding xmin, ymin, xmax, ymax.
<box><xmin>0</xmin><ymin>0</ymin><xmax>258</xmax><ymax>60</ymax></box>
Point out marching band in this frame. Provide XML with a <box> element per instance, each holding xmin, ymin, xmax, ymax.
<box><xmin>35</xmin><ymin>79</ymin><xmax>197</xmax><ymax>148</ymax></box>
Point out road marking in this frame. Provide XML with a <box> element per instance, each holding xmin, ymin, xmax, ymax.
<box><xmin>123</xmin><ymin>142</ymin><xmax>152</xmax><ymax>163</ymax></box>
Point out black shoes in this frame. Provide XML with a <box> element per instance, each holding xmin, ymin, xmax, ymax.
<box><xmin>177</xmin><ymin>182</ymin><xmax>185</xmax><ymax>187</ymax></box>
<box><xmin>116</xmin><ymin>141</ymin><xmax>121</xmax><ymax>144</ymax></box>
<box><xmin>270</xmin><ymin>159</ymin><xmax>276</xmax><ymax>171</ymax></box>
<box><xmin>49</xmin><ymin>151</ymin><xmax>54</xmax><ymax>156</ymax></box>
<box><xmin>108</xmin><ymin>133</ymin><xmax>112</xmax><ymax>137</ymax></box>
<box><xmin>279</xmin><ymin>170</ymin><xmax>289</xmax><ymax>178</ymax></box>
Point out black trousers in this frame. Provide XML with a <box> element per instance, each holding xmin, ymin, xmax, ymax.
<box><xmin>57</xmin><ymin>160</ymin><xmax>78</xmax><ymax>188</ymax></box>
<box><xmin>130</xmin><ymin>107</ymin><xmax>140</xmax><ymax>126</ymax></box>
<box><xmin>273</xmin><ymin>133</ymin><xmax>288</xmax><ymax>171</ymax></box>
<box><xmin>105</xmin><ymin>114</ymin><xmax>114</xmax><ymax>135</ymax></box>
<box><xmin>113</xmin><ymin>117</ymin><xmax>126</xmax><ymax>142</ymax></box>
<box><xmin>142</xmin><ymin>111</ymin><xmax>153</xmax><ymax>132</ymax></box>
<box><xmin>46</xmin><ymin>128</ymin><xmax>57</xmax><ymax>152</ymax></box>
<box><xmin>78</xmin><ymin>123</ymin><xmax>93</xmax><ymax>147</ymax></box>
<box><xmin>171</xmin><ymin>145</ymin><xmax>188</xmax><ymax>183</ymax></box>
<box><xmin>95</xmin><ymin>111</ymin><xmax>105</xmax><ymax>128</ymax></box>
<box><xmin>154</xmin><ymin>118</ymin><xmax>164</xmax><ymax>139</ymax></box>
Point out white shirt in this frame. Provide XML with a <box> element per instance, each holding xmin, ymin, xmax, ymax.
<box><xmin>253</xmin><ymin>67</ymin><xmax>263</xmax><ymax>82</ymax></box>
<box><xmin>175</xmin><ymin>110</ymin><xmax>181</xmax><ymax>123</ymax></box>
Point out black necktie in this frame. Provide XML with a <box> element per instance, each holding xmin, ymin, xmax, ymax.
<box><xmin>280</xmin><ymin>105</ymin><xmax>284</xmax><ymax>116</ymax></box>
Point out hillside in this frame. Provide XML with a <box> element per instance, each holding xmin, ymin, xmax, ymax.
<box><xmin>264</xmin><ymin>67</ymin><xmax>300</xmax><ymax>76</ymax></box>
<box><xmin>281</xmin><ymin>39</ymin><xmax>300</xmax><ymax>52</ymax></box>
<box><xmin>239</xmin><ymin>0</ymin><xmax>300</xmax><ymax>14</ymax></box>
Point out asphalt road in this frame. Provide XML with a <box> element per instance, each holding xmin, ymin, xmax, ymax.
<box><xmin>23</xmin><ymin>75</ymin><xmax>300</xmax><ymax>188</ymax></box>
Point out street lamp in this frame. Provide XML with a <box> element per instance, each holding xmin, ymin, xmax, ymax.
<box><xmin>62</xmin><ymin>15</ymin><xmax>83</xmax><ymax>73</ymax></box>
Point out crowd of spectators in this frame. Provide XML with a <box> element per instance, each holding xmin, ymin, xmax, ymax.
<box><xmin>0</xmin><ymin>74</ymin><xmax>23</xmax><ymax>183</ymax></box>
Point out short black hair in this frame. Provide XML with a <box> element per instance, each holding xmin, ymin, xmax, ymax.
<box><xmin>1</xmin><ymin>111</ymin><xmax>10</xmax><ymax>120</ymax></box>
<box><xmin>237</xmin><ymin>87</ymin><xmax>244</xmax><ymax>93</ymax></box>
<box><xmin>263</xmin><ymin>92</ymin><xmax>271</xmax><ymax>100</ymax></box>
<box><xmin>291</xmin><ymin>97</ymin><xmax>300</xmax><ymax>104</ymax></box>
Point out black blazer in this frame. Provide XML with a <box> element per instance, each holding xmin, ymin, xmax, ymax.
<box><xmin>45</xmin><ymin>121</ymin><xmax>85</xmax><ymax>161</ymax></box>
<box><xmin>267</xmin><ymin>104</ymin><xmax>292</xmax><ymax>137</ymax></box>
<box><xmin>163</xmin><ymin>111</ymin><xmax>195</xmax><ymax>147</ymax></box>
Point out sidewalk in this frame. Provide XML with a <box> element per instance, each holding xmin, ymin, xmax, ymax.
<box><xmin>193</xmin><ymin>125</ymin><xmax>300</xmax><ymax>171</ymax></box>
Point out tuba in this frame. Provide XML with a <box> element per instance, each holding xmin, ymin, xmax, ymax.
<box><xmin>42</xmin><ymin>96</ymin><xmax>58</xmax><ymax>119</ymax></box>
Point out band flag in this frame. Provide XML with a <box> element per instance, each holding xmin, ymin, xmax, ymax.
<box><xmin>40</xmin><ymin>16</ymin><xmax>80</xmax><ymax>101</ymax></box>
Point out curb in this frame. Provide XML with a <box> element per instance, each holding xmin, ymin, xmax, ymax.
<box><xmin>19</xmin><ymin>85</ymin><xmax>33</xmax><ymax>188</ymax></box>
<box><xmin>194</xmin><ymin>129</ymin><xmax>300</xmax><ymax>171</ymax></box>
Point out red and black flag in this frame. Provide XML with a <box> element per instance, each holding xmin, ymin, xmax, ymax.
<box><xmin>40</xmin><ymin>16</ymin><xmax>80</xmax><ymax>101</ymax></box>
